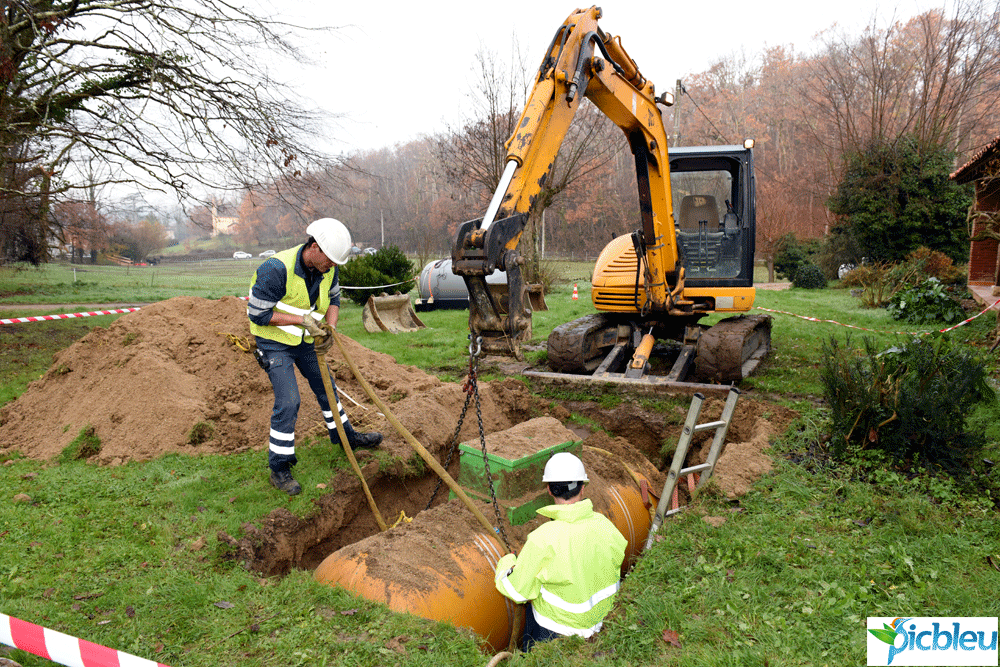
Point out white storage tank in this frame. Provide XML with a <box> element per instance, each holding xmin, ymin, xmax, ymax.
<box><xmin>415</xmin><ymin>258</ymin><xmax>507</xmax><ymax>312</ymax></box>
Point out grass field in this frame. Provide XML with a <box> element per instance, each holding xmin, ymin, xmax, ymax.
<box><xmin>0</xmin><ymin>260</ymin><xmax>261</xmax><ymax>305</ymax></box>
<box><xmin>1</xmin><ymin>260</ymin><xmax>999</xmax><ymax>667</ymax></box>
<box><xmin>0</xmin><ymin>259</ymin><xmax>778</xmax><ymax>305</ymax></box>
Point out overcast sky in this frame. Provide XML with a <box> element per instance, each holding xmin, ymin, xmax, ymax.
<box><xmin>275</xmin><ymin>0</ymin><xmax>954</xmax><ymax>154</ymax></box>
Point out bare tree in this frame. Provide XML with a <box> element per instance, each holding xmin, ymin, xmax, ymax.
<box><xmin>674</xmin><ymin>1</ymin><xmax>1000</xmax><ymax>254</ymax></box>
<box><xmin>435</xmin><ymin>45</ymin><xmax>531</xmax><ymax>208</ymax></box>
<box><xmin>801</xmin><ymin>0</ymin><xmax>1000</xmax><ymax>158</ymax></box>
<box><xmin>53</xmin><ymin>198</ymin><xmax>109</xmax><ymax>263</ymax></box>
<box><xmin>1</xmin><ymin>0</ymin><xmax>347</xmax><ymax>263</ymax></box>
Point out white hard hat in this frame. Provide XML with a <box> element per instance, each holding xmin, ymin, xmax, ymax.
<box><xmin>306</xmin><ymin>218</ymin><xmax>352</xmax><ymax>265</ymax></box>
<box><xmin>542</xmin><ymin>452</ymin><xmax>589</xmax><ymax>483</ymax></box>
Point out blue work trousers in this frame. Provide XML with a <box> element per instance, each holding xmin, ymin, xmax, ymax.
<box><xmin>257</xmin><ymin>340</ymin><xmax>348</xmax><ymax>472</ymax></box>
<box><xmin>522</xmin><ymin>602</ymin><xmax>562</xmax><ymax>651</ymax></box>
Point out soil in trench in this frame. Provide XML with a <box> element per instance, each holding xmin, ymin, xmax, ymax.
<box><xmin>0</xmin><ymin>296</ymin><xmax>796</xmax><ymax>579</ymax></box>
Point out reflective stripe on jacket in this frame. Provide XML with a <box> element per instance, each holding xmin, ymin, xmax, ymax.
<box><xmin>248</xmin><ymin>245</ymin><xmax>335</xmax><ymax>346</ymax></box>
<box><xmin>494</xmin><ymin>498</ymin><xmax>627</xmax><ymax>638</ymax></box>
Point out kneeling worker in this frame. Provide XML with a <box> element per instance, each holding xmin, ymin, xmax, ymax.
<box><xmin>248</xmin><ymin>218</ymin><xmax>382</xmax><ymax>496</ymax></box>
<box><xmin>494</xmin><ymin>452</ymin><xmax>627</xmax><ymax>650</ymax></box>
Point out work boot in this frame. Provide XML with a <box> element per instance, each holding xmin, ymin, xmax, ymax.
<box><xmin>269</xmin><ymin>467</ymin><xmax>301</xmax><ymax>496</ymax></box>
<box><xmin>338</xmin><ymin>422</ymin><xmax>382</xmax><ymax>450</ymax></box>
<box><xmin>348</xmin><ymin>430</ymin><xmax>383</xmax><ymax>450</ymax></box>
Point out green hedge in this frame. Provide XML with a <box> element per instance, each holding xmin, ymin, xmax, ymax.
<box><xmin>338</xmin><ymin>246</ymin><xmax>416</xmax><ymax>306</ymax></box>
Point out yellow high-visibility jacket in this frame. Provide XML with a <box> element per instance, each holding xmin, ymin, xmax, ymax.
<box><xmin>248</xmin><ymin>245</ymin><xmax>335</xmax><ymax>346</ymax></box>
<box><xmin>494</xmin><ymin>499</ymin><xmax>626</xmax><ymax>637</ymax></box>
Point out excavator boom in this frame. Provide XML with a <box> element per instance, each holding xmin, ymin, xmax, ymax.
<box><xmin>452</xmin><ymin>6</ymin><xmax>676</xmax><ymax>357</ymax></box>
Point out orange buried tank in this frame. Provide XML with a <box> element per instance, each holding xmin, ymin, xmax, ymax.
<box><xmin>314</xmin><ymin>499</ymin><xmax>518</xmax><ymax>649</ymax></box>
<box><xmin>313</xmin><ymin>449</ymin><xmax>654</xmax><ymax>650</ymax></box>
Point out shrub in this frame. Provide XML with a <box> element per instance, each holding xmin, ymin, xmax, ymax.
<box><xmin>773</xmin><ymin>234</ymin><xmax>819</xmax><ymax>280</ymax></box>
<box><xmin>338</xmin><ymin>246</ymin><xmax>416</xmax><ymax>306</ymax></box>
<box><xmin>827</xmin><ymin>136</ymin><xmax>971</xmax><ymax>264</ymax></box>
<box><xmin>843</xmin><ymin>260</ymin><xmax>924</xmax><ymax>308</ymax></box>
<box><xmin>886</xmin><ymin>277</ymin><xmax>966</xmax><ymax>324</ymax></box>
<box><xmin>906</xmin><ymin>247</ymin><xmax>965</xmax><ymax>286</ymax></box>
<box><xmin>820</xmin><ymin>335</ymin><xmax>994</xmax><ymax>474</ymax></box>
<box><xmin>792</xmin><ymin>263</ymin><xmax>826</xmax><ymax>289</ymax></box>
<box><xmin>816</xmin><ymin>229</ymin><xmax>864</xmax><ymax>280</ymax></box>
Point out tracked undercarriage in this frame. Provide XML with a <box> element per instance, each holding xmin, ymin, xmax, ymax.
<box><xmin>531</xmin><ymin>313</ymin><xmax>772</xmax><ymax>391</ymax></box>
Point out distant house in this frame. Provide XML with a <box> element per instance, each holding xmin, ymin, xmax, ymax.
<box><xmin>951</xmin><ymin>135</ymin><xmax>1000</xmax><ymax>296</ymax></box>
<box><xmin>211</xmin><ymin>202</ymin><xmax>239</xmax><ymax>237</ymax></box>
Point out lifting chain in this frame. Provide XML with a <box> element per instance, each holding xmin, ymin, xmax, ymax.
<box><xmin>426</xmin><ymin>334</ymin><xmax>512</xmax><ymax>552</ymax></box>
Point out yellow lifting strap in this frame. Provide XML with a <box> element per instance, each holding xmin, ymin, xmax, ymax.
<box><xmin>317</xmin><ymin>347</ymin><xmax>388</xmax><ymax>532</ymax></box>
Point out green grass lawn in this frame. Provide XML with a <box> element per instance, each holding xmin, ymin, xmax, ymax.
<box><xmin>0</xmin><ymin>260</ymin><xmax>260</xmax><ymax>304</ymax></box>
<box><xmin>1</xmin><ymin>260</ymin><xmax>999</xmax><ymax>667</ymax></box>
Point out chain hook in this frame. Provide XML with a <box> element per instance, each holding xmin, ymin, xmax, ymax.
<box><xmin>462</xmin><ymin>334</ymin><xmax>481</xmax><ymax>395</ymax></box>
<box><xmin>468</xmin><ymin>334</ymin><xmax>482</xmax><ymax>358</ymax></box>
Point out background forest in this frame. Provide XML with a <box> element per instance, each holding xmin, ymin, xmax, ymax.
<box><xmin>228</xmin><ymin>3</ymin><xmax>1000</xmax><ymax>273</ymax></box>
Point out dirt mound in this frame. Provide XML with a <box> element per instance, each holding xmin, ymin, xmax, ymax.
<box><xmin>563</xmin><ymin>393</ymin><xmax>797</xmax><ymax>470</ymax></box>
<box><xmin>0</xmin><ymin>296</ymin><xmax>540</xmax><ymax>464</ymax></box>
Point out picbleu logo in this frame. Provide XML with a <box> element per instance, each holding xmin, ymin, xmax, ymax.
<box><xmin>867</xmin><ymin>617</ymin><xmax>998</xmax><ymax>666</ymax></box>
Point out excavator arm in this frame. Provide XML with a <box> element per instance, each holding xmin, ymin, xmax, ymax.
<box><xmin>451</xmin><ymin>6</ymin><xmax>681</xmax><ymax>358</ymax></box>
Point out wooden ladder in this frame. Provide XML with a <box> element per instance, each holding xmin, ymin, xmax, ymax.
<box><xmin>644</xmin><ymin>387</ymin><xmax>740</xmax><ymax>550</ymax></box>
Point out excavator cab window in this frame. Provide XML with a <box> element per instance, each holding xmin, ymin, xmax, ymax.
<box><xmin>669</xmin><ymin>150</ymin><xmax>752</xmax><ymax>284</ymax></box>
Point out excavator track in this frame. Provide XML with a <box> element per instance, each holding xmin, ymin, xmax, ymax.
<box><xmin>543</xmin><ymin>312</ymin><xmax>771</xmax><ymax>387</ymax></box>
<box><xmin>547</xmin><ymin>313</ymin><xmax>619</xmax><ymax>373</ymax></box>
<box><xmin>693</xmin><ymin>314</ymin><xmax>772</xmax><ymax>383</ymax></box>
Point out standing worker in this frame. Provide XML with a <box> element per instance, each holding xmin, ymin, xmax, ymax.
<box><xmin>494</xmin><ymin>452</ymin><xmax>627</xmax><ymax>650</ymax></box>
<box><xmin>248</xmin><ymin>218</ymin><xmax>382</xmax><ymax>496</ymax></box>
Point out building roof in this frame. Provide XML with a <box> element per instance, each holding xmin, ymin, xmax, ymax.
<box><xmin>951</xmin><ymin>134</ymin><xmax>1000</xmax><ymax>183</ymax></box>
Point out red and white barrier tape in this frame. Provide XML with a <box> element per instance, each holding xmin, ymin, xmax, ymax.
<box><xmin>755</xmin><ymin>297</ymin><xmax>1000</xmax><ymax>337</ymax></box>
<box><xmin>2</xmin><ymin>297</ymin><xmax>257</xmax><ymax>325</ymax></box>
<box><xmin>0</xmin><ymin>308</ymin><xmax>142</xmax><ymax>325</ymax></box>
<box><xmin>1</xmin><ymin>612</ymin><xmax>170</xmax><ymax>667</ymax></box>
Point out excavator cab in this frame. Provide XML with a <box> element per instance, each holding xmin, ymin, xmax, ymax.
<box><xmin>590</xmin><ymin>143</ymin><xmax>757</xmax><ymax>320</ymax></box>
<box><xmin>669</xmin><ymin>144</ymin><xmax>755</xmax><ymax>284</ymax></box>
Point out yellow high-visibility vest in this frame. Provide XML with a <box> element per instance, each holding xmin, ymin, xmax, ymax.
<box><xmin>249</xmin><ymin>245</ymin><xmax>334</xmax><ymax>346</ymax></box>
<box><xmin>494</xmin><ymin>499</ymin><xmax>626</xmax><ymax>637</ymax></box>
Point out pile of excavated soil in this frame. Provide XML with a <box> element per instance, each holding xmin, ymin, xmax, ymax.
<box><xmin>0</xmin><ymin>296</ymin><xmax>543</xmax><ymax>465</ymax></box>
<box><xmin>561</xmin><ymin>393</ymin><xmax>797</xmax><ymax>490</ymax></box>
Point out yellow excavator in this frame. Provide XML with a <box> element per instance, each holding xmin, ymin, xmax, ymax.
<box><xmin>451</xmin><ymin>6</ymin><xmax>771</xmax><ymax>387</ymax></box>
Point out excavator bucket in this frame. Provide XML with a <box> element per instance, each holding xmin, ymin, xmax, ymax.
<box><xmin>527</xmin><ymin>284</ymin><xmax>548</xmax><ymax>312</ymax></box>
<box><xmin>362</xmin><ymin>293</ymin><xmax>427</xmax><ymax>334</ymax></box>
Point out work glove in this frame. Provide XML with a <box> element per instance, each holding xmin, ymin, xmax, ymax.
<box><xmin>302</xmin><ymin>315</ymin><xmax>334</xmax><ymax>354</ymax></box>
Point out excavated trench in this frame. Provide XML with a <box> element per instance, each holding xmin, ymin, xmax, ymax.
<box><xmin>220</xmin><ymin>463</ymin><xmax>442</xmax><ymax>577</ymax></box>
<box><xmin>220</xmin><ymin>390</ymin><xmax>795</xmax><ymax>580</ymax></box>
